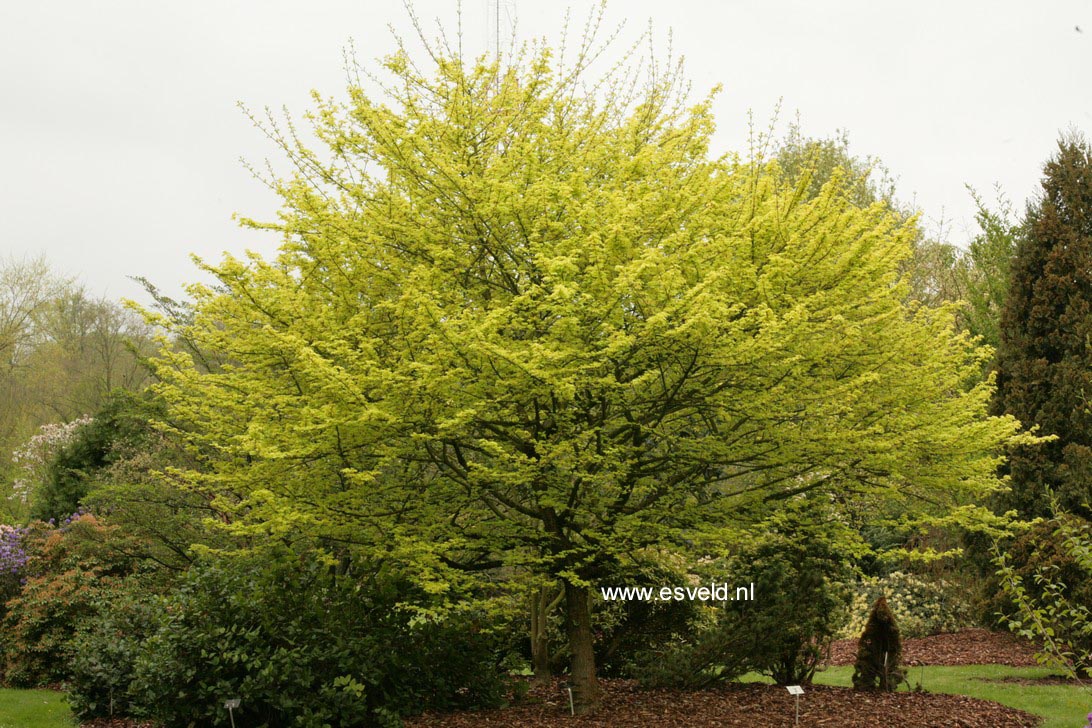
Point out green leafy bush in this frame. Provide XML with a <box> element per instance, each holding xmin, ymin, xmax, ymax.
<box><xmin>67</xmin><ymin>580</ymin><xmax>159</xmax><ymax>719</ymax></box>
<box><xmin>629</xmin><ymin>608</ymin><xmax>753</xmax><ymax>689</ymax></box>
<box><xmin>728</xmin><ymin>530</ymin><xmax>853</xmax><ymax>685</ymax></box>
<box><xmin>532</xmin><ymin>558</ymin><xmax>702</xmax><ymax>680</ymax></box>
<box><xmin>995</xmin><ymin>512</ymin><xmax>1092</xmax><ymax>677</ymax></box>
<box><xmin>633</xmin><ymin>504</ymin><xmax>856</xmax><ymax>687</ymax></box>
<box><xmin>593</xmin><ymin>591</ymin><xmax>699</xmax><ymax>678</ymax></box>
<box><xmin>116</xmin><ymin>554</ymin><xmax>513</xmax><ymax>727</ymax></box>
<box><xmin>840</xmin><ymin>570</ymin><xmax>974</xmax><ymax>639</ymax></box>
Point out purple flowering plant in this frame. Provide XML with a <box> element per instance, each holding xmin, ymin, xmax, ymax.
<box><xmin>0</xmin><ymin>513</ymin><xmax>85</xmax><ymax>599</ymax></box>
<box><xmin>0</xmin><ymin>523</ymin><xmax>29</xmax><ymax>609</ymax></box>
<box><xmin>0</xmin><ymin>524</ymin><xmax>27</xmax><ymax>575</ymax></box>
<box><xmin>62</xmin><ymin>507</ymin><xmax>90</xmax><ymax>528</ymax></box>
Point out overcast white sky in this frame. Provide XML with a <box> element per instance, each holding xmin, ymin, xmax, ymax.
<box><xmin>1</xmin><ymin>1</ymin><xmax>1089</xmax><ymax>304</ymax></box>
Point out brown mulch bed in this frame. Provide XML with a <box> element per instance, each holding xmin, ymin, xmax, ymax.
<box><xmin>409</xmin><ymin>630</ymin><xmax>1047</xmax><ymax>728</ymax></box>
<box><xmin>406</xmin><ymin>680</ymin><xmax>1040</xmax><ymax>727</ymax></box>
<box><xmin>827</xmin><ymin>628</ymin><xmax>1041</xmax><ymax>667</ymax></box>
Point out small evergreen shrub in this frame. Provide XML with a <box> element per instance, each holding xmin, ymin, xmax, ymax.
<box><xmin>594</xmin><ymin>594</ymin><xmax>700</xmax><ymax>678</ymax></box>
<box><xmin>730</xmin><ymin>535</ymin><xmax>853</xmax><ymax>685</ymax></box>
<box><xmin>540</xmin><ymin>559</ymin><xmax>701</xmax><ymax>679</ymax></box>
<box><xmin>630</xmin><ymin>614</ymin><xmax>753</xmax><ymax>689</ymax></box>
<box><xmin>851</xmin><ymin>596</ymin><xmax>905</xmax><ymax>691</ymax></box>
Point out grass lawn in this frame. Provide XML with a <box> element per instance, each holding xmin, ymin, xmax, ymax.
<box><xmin>0</xmin><ymin>689</ymin><xmax>73</xmax><ymax>728</ymax></box>
<box><xmin>812</xmin><ymin>665</ymin><xmax>1092</xmax><ymax>728</ymax></box>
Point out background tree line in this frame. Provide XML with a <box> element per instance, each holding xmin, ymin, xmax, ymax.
<box><xmin>0</xmin><ymin>260</ymin><xmax>153</xmax><ymax>521</ymax></box>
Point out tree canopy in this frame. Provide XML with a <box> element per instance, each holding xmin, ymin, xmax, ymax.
<box><xmin>957</xmin><ymin>190</ymin><xmax>1020</xmax><ymax>352</ymax></box>
<box><xmin>147</xmin><ymin>36</ymin><xmax>1025</xmax><ymax>711</ymax></box>
<box><xmin>994</xmin><ymin>135</ymin><xmax>1092</xmax><ymax>518</ymax></box>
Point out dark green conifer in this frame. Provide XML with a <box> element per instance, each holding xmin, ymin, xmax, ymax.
<box><xmin>851</xmin><ymin>596</ymin><xmax>904</xmax><ymax>691</ymax></box>
<box><xmin>993</xmin><ymin>135</ymin><xmax>1092</xmax><ymax>518</ymax></box>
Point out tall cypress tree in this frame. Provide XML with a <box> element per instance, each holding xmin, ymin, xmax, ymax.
<box><xmin>994</xmin><ymin>135</ymin><xmax>1092</xmax><ymax>518</ymax></box>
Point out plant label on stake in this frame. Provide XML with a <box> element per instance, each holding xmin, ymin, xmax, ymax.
<box><xmin>224</xmin><ymin>698</ymin><xmax>241</xmax><ymax>728</ymax></box>
<box><xmin>786</xmin><ymin>685</ymin><xmax>804</xmax><ymax>726</ymax></box>
<box><xmin>560</xmin><ymin>681</ymin><xmax>574</xmax><ymax>716</ymax></box>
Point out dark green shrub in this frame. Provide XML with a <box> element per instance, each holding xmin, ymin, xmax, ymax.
<box><xmin>31</xmin><ymin>390</ymin><xmax>160</xmax><ymax>523</ymax></box>
<box><xmin>630</xmin><ymin>613</ymin><xmax>753</xmax><ymax>689</ymax></box>
<box><xmin>594</xmin><ymin>592</ymin><xmax>699</xmax><ymax>678</ymax></box>
<box><xmin>67</xmin><ymin>581</ymin><xmax>159</xmax><ymax>719</ymax></box>
<box><xmin>122</xmin><ymin>554</ymin><xmax>512</xmax><ymax>727</ymax></box>
<box><xmin>512</xmin><ymin>559</ymin><xmax>702</xmax><ymax>684</ymax></box>
<box><xmin>531</xmin><ymin>560</ymin><xmax>701</xmax><ymax>680</ymax></box>
<box><xmin>851</xmin><ymin>596</ymin><xmax>905</xmax><ymax>691</ymax></box>
<box><xmin>725</xmin><ymin>534</ymin><xmax>853</xmax><ymax>685</ymax></box>
<box><xmin>988</xmin><ymin>516</ymin><xmax>1092</xmax><ymax>623</ymax></box>
<box><xmin>633</xmin><ymin>505</ymin><xmax>855</xmax><ymax>687</ymax></box>
<box><xmin>994</xmin><ymin>511</ymin><xmax>1092</xmax><ymax>677</ymax></box>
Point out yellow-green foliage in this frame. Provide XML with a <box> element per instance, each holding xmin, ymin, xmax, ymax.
<box><xmin>145</xmin><ymin>35</ymin><xmax>1026</xmax><ymax>594</ymax></box>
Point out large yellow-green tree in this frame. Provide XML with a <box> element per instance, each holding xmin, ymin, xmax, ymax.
<box><xmin>149</xmin><ymin>34</ymin><xmax>1025</xmax><ymax>712</ymax></box>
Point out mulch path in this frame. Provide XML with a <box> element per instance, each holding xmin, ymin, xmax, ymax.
<box><xmin>406</xmin><ymin>679</ymin><xmax>1040</xmax><ymax>728</ymax></box>
<box><xmin>827</xmin><ymin>628</ymin><xmax>1041</xmax><ymax>667</ymax></box>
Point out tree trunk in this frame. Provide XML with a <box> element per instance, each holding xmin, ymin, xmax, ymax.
<box><xmin>530</xmin><ymin>586</ymin><xmax>553</xmax><ymax>685</ymax></box>
<box><xmin>564</xmin><ymin>581</ymin><xmax>600</xmax><ymax>714</ymax></box>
